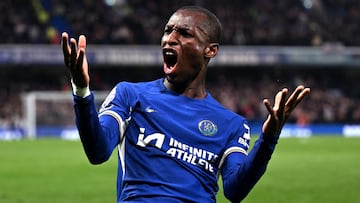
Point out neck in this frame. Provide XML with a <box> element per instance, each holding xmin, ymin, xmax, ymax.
<box><xmin>183</xmin><ymin>86</ymin><xmax>207</xmax><ymax>99</ymax></box>
<box><xmin>163</xmin><ymin>78</ymin><xmax>207</xmax><ymax>99</ymax></box>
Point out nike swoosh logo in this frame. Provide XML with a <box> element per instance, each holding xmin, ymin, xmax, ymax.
<box><xmin>145</xmin><ymin>106</ymin><xmax>156</xmax><ymax>113</ymax></box>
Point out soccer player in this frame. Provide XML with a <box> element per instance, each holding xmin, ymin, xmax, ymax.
<box><xmin>61</xmin><ymin>6</ymin><xmax>310</xmax><ymax>203</ymax></box>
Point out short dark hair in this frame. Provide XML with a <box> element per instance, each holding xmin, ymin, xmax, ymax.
<box><xmin>177</xmin><ymin>6</ymin><xmax>222</xmax><ymax>44</ymax></box>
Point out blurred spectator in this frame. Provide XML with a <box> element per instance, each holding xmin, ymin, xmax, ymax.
<box><xmin>0</xmin><ymin>1</ymin><xmax>360</xmax><ymax>129</ymax></box>
<box><xmin>1</xmin><ymin>0</ymin><xmax>360</xmax><ymax>46</ymax></box>
<box><xmin>0</xmin><ymin>66</ymin><xmax>359</xmax><ymax>130</ymax></box>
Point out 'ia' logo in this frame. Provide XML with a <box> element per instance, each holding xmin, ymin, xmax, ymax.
<box><xmin>198</xmin><ymin>120</ymin><xmax>218</xmax><ymax>136</ymax></box>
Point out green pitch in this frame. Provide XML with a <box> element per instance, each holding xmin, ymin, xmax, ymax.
<box><xmin>0</xmin><ymin>136</ymin><xmax>359</xmax><ymax>203</ymax></box>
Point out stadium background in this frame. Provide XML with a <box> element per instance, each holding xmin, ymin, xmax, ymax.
<box><xmin>1</xmin><ymin>0</ymin><xmax>360</xmax><ymax>139</ymax></box>
<box><xmin>0</xmin><ymin>0</ymin><xmax>360</xmax><ymax>202</ymax></box>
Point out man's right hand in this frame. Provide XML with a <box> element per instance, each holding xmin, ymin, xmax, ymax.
<box><xmin>61</xmin><ymin>32</ymin><xmax>90</xmax><ymax>88</ymax></box>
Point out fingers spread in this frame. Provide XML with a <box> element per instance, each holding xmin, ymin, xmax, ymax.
<box><xmin>278</xmin><ymin>88</ymin><xmax>288</xmax><ymax>113</ymax></box>
<box><xmin>61</xmin><ymin>32</ymin><xmax>70</xmax><ymax>66</ymax></box>
<box><xmin>295</xmin><ymin>87</ymin><xmax>311</xmax><ymax>106</ymax></box>
<box><xmin>286</xmin><ymin>86</ymin><xmax>311</xmax><ymax>112</ymax></box>
<box><xmin>263</xmin><ymin>99</ymin><xmax>274</xmax><ymax>117</ymax></box>
<box><xmin>272</xmin><ymin>88</ymin><xmax>287</xmax><ymax>116</ymax></box>
<box><xmin>74</xmin><ymin>35</ymin><xmax>86</xmax><ymax>72</ymax></box>
<box><xmin>263</xmin><ymin>88</ymin><xmax>287</xmax><ymax>119</ymax></box>
<box><xmin>285</xmin><ymin>85</ymin><xmax>304</xmax><ymax>108</ymax></box>
<box><xmin>78</xmin><ymin>35</ymin><xmax>87</xmax><ymax>50</ymax></box>
<box><xmin>77</xmin><ymin>49</ymin><xmax>84</xmax><ymax>72</ymax></box>
<box><xmin>262</xmin><ymin>86</ymin><xmax>310</xmax><ymax>137</ymax></box>
<box><xmin>70</xmin><ymin>38</ymin><xmax>77</xmax><ymax>68</ymax></box>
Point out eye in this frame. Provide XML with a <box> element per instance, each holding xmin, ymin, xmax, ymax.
<box><xmin>178</xmin><ymin>29</ymin><xmax>192</xmax><ymax>38</ymax></box>
<box><xmin>164</xmin><ymin>26</ymin><xmax>173</xmax><ymax>34</ymax></box>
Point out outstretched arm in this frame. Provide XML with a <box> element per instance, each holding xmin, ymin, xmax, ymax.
<box><xmin>61</xmin><ymin>32</ymin><xmax>118</xmax><ymax>164</ymax></box>
<box><xmin>222</xmin><ymin>86</ymin><xmax>310</xmax><ymax>202</ymax></box>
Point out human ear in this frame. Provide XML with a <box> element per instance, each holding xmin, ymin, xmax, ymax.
<box><xmin>204</xmin><ymin>43</ymin><xmax>219</xmax><ymax>58</ymax></box>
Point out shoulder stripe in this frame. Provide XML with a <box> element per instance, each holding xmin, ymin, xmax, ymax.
<box><xmin>98</xmin><ymin>110</ymin><xmax>130</xmax><ymax>143</ymax></box>
<box><xmin>218</xmin><ymin>146</ymin><xmax>248</xmax><ymax>171</ymax></box>
<box><xmin>99</xmin><ymin>110</ymin><xmax>130</xmax><ymax>176</ymax></box>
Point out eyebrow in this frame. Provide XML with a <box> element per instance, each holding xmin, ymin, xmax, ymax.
<box><xmin>165</xmin><ymin>20</ymin><xmax>210</xmax><ymax>41</ymax></box>
<box><xmin>166</xmin><ymin>23</ymin><xmax>206</xmax><ymax>35</ymax></box>
<box><xmin>166</xmin><ymin>23</ymin><xmax>190</xmax><ymax>29</ymax></box>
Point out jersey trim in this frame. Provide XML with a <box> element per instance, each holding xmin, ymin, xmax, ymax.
<box><xmin>99</xmin><ymin>110</ymin><xmax>130</xmax><ymax>176</ymax></box>
<box><xmin>218</xmin><ymin>146</ymin><xmax>248</xmax><ymax>176</ymax></box>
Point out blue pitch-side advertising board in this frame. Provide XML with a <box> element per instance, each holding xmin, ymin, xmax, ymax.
<box><xmin>1</xmin><ymin>124</ymin><xmax>360</xmax><ymax>140</ymax></box>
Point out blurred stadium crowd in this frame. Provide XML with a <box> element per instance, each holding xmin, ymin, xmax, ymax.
<box><xmin>2</xmin><ymin>0</ymin><xmax>360</xmax><ymax>46</ymax></box>
<box><xmin>1</xmin><ymin>67</ymin><xmax>359</xmax><ymax>131</ymax></box>
<box><xmin>1</xmin><ymin>0</ymin><xmax>360</xmax><ymax>131</ymax></box>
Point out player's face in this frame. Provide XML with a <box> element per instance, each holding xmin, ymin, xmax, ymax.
<box><xmin>161</xmin><ymin>10</ymin><xmax>210</xmax><ymax>86</ymax></box>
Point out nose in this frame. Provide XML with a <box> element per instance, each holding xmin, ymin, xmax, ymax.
<box><xmin>161</xmin><ymin>30</ymin><xmax>179</xmax><ymax>47</ymax></box>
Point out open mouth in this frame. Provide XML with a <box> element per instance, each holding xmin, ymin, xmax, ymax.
<box><xmin>163</xmin><ymin>48</ymin><xmax>178</xmax><ymax>69</ymax></box>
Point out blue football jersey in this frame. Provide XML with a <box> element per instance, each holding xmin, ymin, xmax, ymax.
<box><xmin>97</xmin><ymin>79</ymin><xmax>251</xmax><ymax>202</ymax></box>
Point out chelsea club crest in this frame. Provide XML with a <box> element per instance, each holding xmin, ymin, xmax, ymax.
<box><xmin>198</xmin><ymin>120</ymin><xmax>218</xmax><ymax>136</ymax></box>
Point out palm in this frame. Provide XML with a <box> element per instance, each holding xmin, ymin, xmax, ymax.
<box><xmin>61</xmin><ymin>32</ymin><xmax>90</xmax><ymax>88</ymax></box>
<box><xmin>262</xmin><ymin>86</ymin><xmax>310</xmax><ymax>137</ymax></box>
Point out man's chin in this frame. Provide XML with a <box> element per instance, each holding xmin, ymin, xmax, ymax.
<box><xmin>164</xmin><ymin>74</ymin><xmax>175</xmax><ymax>84</ymax></box>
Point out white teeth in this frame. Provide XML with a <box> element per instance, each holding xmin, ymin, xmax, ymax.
<box><xmin>165</xmin><ymin>51</ymin><xmax>175</xmax><ymax>55</ymax></box>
